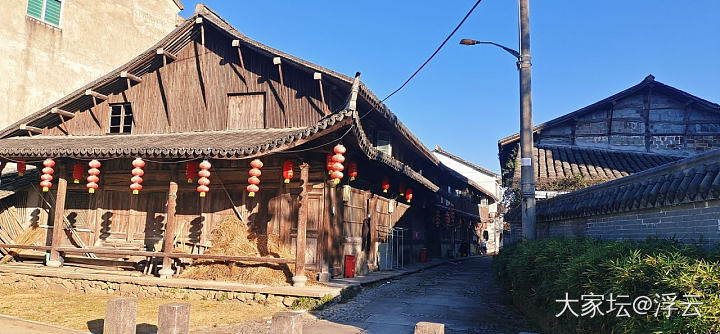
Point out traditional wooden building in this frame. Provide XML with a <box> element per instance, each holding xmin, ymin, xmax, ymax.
<box><xmin>499</xmin><ymin>75</ymin><xmax>720</xmax><ymax>243</ymax></box>
<box><xmin>0</xmin><ymin>5</ymin><xmax>492</xmax><ymax>283</ymax></box>
<box><xmin>499</xmin><ymin>75</ymin><xmax>720</xmax><ymax>200</ymax></box>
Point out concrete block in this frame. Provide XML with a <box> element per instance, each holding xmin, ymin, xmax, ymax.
<box><xmin>104</xmin><ymin>297</ymin><xmax>138</xmax><ymax>334</ymax></box>
<box><xmin>158</xmin><ymin>303</ymin><xmax>190</xmax><ymax>334</ymax></box>
<box><xmin>414</xmin><ymin>321</ymin><xmax>444</xmax><ymax>334</ymax></box>
<box><xmin>271</xmin><ymin>312</ymin><xmax>303</xmax><ymax>334</ymax></box>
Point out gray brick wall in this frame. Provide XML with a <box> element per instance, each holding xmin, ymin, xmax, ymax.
<box><xmin>531</xmin><ymin>199</ymin><xmax>720</xmax><ymax>246</ymax></box>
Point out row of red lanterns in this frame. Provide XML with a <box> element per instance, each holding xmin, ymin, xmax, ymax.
<box><xmin>30</xmin><ymin>154</ymin><xmax>410</xmax><ymax>202</ymax></box>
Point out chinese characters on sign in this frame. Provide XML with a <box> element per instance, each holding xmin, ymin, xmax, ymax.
<box><xmin>555</xmin><ymin>293</ymin><xmax>703</xmax><ymax>318</ymax></box>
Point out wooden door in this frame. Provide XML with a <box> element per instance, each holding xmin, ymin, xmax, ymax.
<box><xmin>291</xmin><ymin>184</ymin><xmax>324</xmax><ymax>270</ymax></box>
<box><xmin>227</xmin><ymin>93</ymin><xmax>265</xmax><ymax>129</ymax></box>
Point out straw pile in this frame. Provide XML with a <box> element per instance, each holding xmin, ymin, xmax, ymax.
<box><xmin>180</xmin><ymin>217</ymin><xmax>316</xmax><ymax>286</ymax></box>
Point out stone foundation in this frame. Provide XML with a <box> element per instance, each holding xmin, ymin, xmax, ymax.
<box><xmin>0</xmin><ymin>272</ymin><xmax>302</xmax><ymax>307</ymax></box>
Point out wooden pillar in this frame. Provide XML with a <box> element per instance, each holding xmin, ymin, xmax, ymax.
<box><xmin>159</xmin><ymin>166</ymin><xmax>178</xmax><ymax>278</ymax></box>
<box><xmin>47</xmin><ymin>167</ymin><xmax>67</xmax><ymax>267</ymax></box>
<box><xmin>292</xmin><ymin>163</ymin><xmax>309</xmax><ymax>287</ymax></box>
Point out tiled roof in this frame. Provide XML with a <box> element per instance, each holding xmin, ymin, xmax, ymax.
<box><xmin>509</xmin><ymin>144</ymin><xmax>682</xmax><ymax>191</ymax></box>
<box><xmin>505</xmin><ymin>149</ymin><xmax>720</xmax><ymax>223</ymax></box>
<box><xmin>433</xmin><ymin>145</ymin><xmax>498</xmax><ymax>177</ymax></box>
<box><xmin>0</xmin><ymin>109</ymin><xmax>439</xmax><ymax>192</ymax></box>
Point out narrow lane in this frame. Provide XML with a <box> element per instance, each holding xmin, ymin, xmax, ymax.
<box><xmin>306</xmin><ymin>256</ymin><xmax>536</xmax><ymax>334</ymax></box>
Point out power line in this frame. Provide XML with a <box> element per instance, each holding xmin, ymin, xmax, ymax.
<box><xmin>381</xmin><ymin>0</ymin><xmax>484</xmax><ymax>102</ymax></box>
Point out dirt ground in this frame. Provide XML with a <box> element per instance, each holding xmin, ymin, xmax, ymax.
<box><xmin>0</xmin><ymin>286</ymin><xmax>286</xmax><ymax>333</ymax></box>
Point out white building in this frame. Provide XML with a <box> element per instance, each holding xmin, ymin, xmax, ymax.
<box><xmin>433</xmin><ymin>145</ymin><xmax>505</xmax><ymax>254</ymax></box>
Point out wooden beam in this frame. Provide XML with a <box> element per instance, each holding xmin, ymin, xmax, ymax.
<box><xmin>0</xmin><ymin>244</ymin><xmax>294</xmax><ymax>264</ymax></box>
<box><xmin>19</xmin><ymin>124</ymin><xmax>42</xmax><ymax>135</ymax></box>
<box><xmin>85</xmin><ymin>89</ymin><xmax>108</xmax><ymax>101</ymax></box>
<box><xmin>314</xmin><ymin>72</ymin><xmax>328</xmax><ymax>115</ymax></box>
<box><xmin>160</xmin><ymin>166</ymin><xmax>178</xmax><ymax>278</ymax></box>
<box><xmin>51</xmin><ymin>107</ymin><xmax>75</xmax><ymax>119</ymax></box>
<box><xmin>195</xmin><ymin>17</ymin><xmax>204</xmax><ymax>45</ymax></box>
<box><xmin>232</xmin><ymin>40</ymin><xmax>245</xmax><ymax>69</ymax></box>
<box><xmin>293</xmin><ymin>163</ymin><xmax>309</xmax><ymax>286</ymax></box>
<box><xmin>157</xmin><ymin>48</ymin><xmax>178</xmax><ymax>66</ymax></box>
<box><xmin>273</xmin><ymin>57</ymin><xmax>284</xmax><ymax>86</ymax></box>
<box><xmin>48</xmin><ymin>170</ymin><xmax>68</xmax><ymax>267</ymax></box>
<box><xmin>120</xmin><ymin>71</ymin><xmax>142</xmax><ymax>83</ymax></box>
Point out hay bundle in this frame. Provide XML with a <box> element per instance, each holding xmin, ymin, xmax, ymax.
<box><xmin>180</xmin><ymin>217</ymin><xmax>315</xmax><ymax>286</ymax></box>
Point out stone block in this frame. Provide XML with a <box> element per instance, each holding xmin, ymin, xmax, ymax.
<box><xmin>283</xmin><ymin>296</ymin><xmax>297</xmax><ymax>307</ymax></box>
<box><xmin>158</xmin><ymin>303</ymin><xmax>190</xmax><ymax>334</ymax></box>
<box><xmin>414</xmin><ymin>321</ymin><xmax>444</xmax><ymax>334</ymax></box>
<box><xmin>271</xmin><ymin>312</ymin><xmax>303</xmax><ymax>334</ymax></box>
<box><xmin>104</xmin><ymin>297</ymin><xmax>138</xmax><ymax>334</ymax></box>
<box><xmin>266</xmin><ymin>295</ymin><xmax>283</xmax><ymax>306</ymax></box>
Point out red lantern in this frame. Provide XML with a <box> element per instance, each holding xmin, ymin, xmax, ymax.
<box><xmin>196</xmin><ymin>160</ymin><xmax>211</xmax><ymax>197</ymax></box>
<box><xmin>405</xmin><ymin>188</ymin><xmax>413</xmax><ymax>203</ymax></box>
<box><xmin>399</xmin><ymin>183</ymin><xmax>406</xmax><ymax>197</ymax></box>
<box><xmin>17</xmin><ymin>160</ymin><xmax>26</xmax><ymax>176</ymax></box>
<box><xmin>40</xmin><ymin>158</ymin><xmax>55</xmax><ymax>192</ymax></box>
<box><xmin>185</xmin><ymin>161</ymin><xmax>198</xmax><ymax>183</ymax></box>
<box><xmin>348</xmin><ymin>161</ymin><xmax>358</xmax><ymax>181</ymax></box>
<box><xmin>247</xmin><ymin>159</ymin><xmax>263</xmax><ymax>197</ymax></box>
<box><xmin>130</xmin><ymin>158</ymin><xmax>145</xmax><ymax>195</ymax></box>
<box><xmin>72</xmin><ymin>163</ymin><xmax>84</xmax><ymax>184</ymax></box>
<box><xmin>434</xmin><ymin>210</ymin><xmax>441</xmax><ymax>227</ymax></box>
<box><xmin>381</xmin><ymin>177</ymin><xmax>390</xmax><ymax>193</ymax></box>
<box><xmin>330</xmin><ymin>144</ymin><xmax>345</xmax><ymax>184</ymax></box>
<box><xmin>282</xmin><ymin>160</ymin><xmax>294</xmax><ymax>183</ymax></box>
<box><xmin>87</xmin><ymin>160</ymin><xmax>101</xmax><ymax>194</ymax></box>
<box><xmin>326</xmin><ymin>153</ymin><xmax>333</xmax><ymax>175</ymax></box>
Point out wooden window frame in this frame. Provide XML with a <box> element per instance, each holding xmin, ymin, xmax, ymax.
<box><xmin>108</xmin><ymin>103</ymin><xmax>134</xmax><ymax>134</ymax></box>
<box><xmin>226</xmin><ymin>92</ymin><xmax>266</xmax><ymax>130</ymax></box>
<box><xmin>26</xmin><ymin>0</ymin><xmax>63</xmax><ymax>28</ymax></box>
<box><xmin>376</xmin><ymin>130</ymin><xmax>392</xmax><ymax>156</ymax></box>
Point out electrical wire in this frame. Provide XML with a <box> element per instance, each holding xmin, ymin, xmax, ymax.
<box><xmin>381</xmin><ymin>0</ymin><xmax>484</xmax><ymax>102</ymax></box>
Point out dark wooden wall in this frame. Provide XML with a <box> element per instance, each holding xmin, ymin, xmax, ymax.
<box><xmin>43</xmin><ymin>28</ymin><xmax>346</xmax><ymax>136</ymax></box>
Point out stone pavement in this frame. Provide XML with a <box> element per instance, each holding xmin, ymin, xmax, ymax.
<box><xmin>198</xmin><ymin>256</ymin><xmax>536</xmax><ymax>334</ymax></box>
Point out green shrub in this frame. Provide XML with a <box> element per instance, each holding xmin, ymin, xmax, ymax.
<box><xmin>494</xmin><ymin>238</ymin><xmax>720</xmax><ymax>333</ymax></box>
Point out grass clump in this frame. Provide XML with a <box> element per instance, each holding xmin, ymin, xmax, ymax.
<box><xmin>494</xmin><ymin>238</ymin><xmax>720</xmax><ymax>333</ymax></box>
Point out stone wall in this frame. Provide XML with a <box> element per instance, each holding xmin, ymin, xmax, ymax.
<box><xmin>507</xmin><ymin>199</ymin><xmax>720</xmax><ymax>246</ymax></box>
<box><xmin>0</xmin><ymin>272</ymin><xmax>303</xmax><ymax>307</ymax></box>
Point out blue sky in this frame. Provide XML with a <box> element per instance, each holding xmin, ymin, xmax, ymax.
<box><xmin>181</xmin><ymin>1</ymin><xmax>720</xmax><ymax>173</ymax></box>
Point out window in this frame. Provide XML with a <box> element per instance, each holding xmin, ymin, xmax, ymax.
<box><xmin>109</xmin><ymin>103</ymin><xmax>133</xmax><ymax>134</ymax></box>
<box><xmin>376</xmin><ymin>130</ymin><xmax>392</xmax><ymax>156</ymax></box>
<box><xmin>227</xmin><ymin>93</ymin><xmax>265</xmax><ymax>129</ymax></box>
<box><xmin>27</xmin><ymin>0</ymin><xmax>62</xmax><ymax>27</ymax></box>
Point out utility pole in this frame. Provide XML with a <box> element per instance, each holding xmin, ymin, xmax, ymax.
<box><xmin>518</xmin><ymin>0</ymin><xmax>536</xmax><ymax>240</ymax></box>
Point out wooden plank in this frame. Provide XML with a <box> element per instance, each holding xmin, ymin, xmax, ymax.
<box><xmin>295</xmin><ymin>163</ymin><xmax>308</xmax><ymax>277</ymax></box>
<box><xmin>49</xmin><ymin>173</ymin><xmax>68</xmax><ymax>265</ymax></box>
<box><xmin>160</xmin><ymin>165</ymin><xmax>178</xmax><ymax>277</ymax></box>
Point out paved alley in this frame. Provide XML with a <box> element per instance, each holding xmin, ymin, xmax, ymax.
<box><xmin>201</xmin><ymin>256</ymin><xmax>536</xmax><ymax>334</ymax></box>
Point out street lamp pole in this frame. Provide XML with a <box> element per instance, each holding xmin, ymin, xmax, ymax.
<box><xmin>460</xmin><ymin>0</ymin><xmax>536</xmax><ymax>240</ymax></box>
<box><xmin>518</xmin><ymin>0</ymin><xmax>536</xmax><ymax>240</ymax></box>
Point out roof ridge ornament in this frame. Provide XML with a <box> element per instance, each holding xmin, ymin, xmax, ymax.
<box><xmin>344</xmin><ymin>72</ymin><xmax>361</xmax><ymax>112</ymax></box>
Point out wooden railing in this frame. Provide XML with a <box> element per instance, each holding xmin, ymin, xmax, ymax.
<box><xmin>0</xmin><ymin>243</ymin><xmax>294</xmax><ymax>264</ymax></box>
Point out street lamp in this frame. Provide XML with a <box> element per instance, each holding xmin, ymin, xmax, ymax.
<box><xmin>460</xmin><ymin>0</ymin><xmax>536</xmax><ymax>240</ymax></box>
